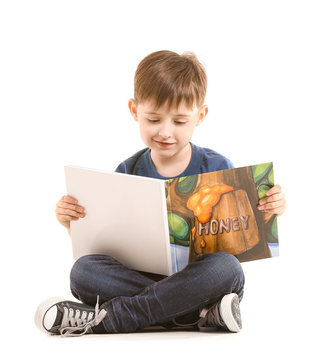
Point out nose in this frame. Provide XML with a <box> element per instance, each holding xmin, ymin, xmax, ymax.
<box><xmin>158</xmin><ymin>121</ymin><xmax>172</xmax><ymax>139</ymax></box>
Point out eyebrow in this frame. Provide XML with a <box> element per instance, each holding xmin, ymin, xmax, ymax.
<box><xmin>145</xmin><ymin>112</ymin><xmax>190</xmax><ymax>117</ymax></box>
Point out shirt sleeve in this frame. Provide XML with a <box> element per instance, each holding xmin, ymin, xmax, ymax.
<box><xmin>201</xmin><ymin>147</ymin><xmax>234</xmax><ymax>172</ymax></box>
<box><xmin>226</xmin><ymin>158</ymin><xmax>234</xmax><ymax>169</ymax></box>
<box><xmin>114</xmin><ymin>162</ymin><xmax>127</xmax><ymax>173</ymax></box>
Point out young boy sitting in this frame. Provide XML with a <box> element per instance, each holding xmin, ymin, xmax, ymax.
<box><xmin>35</xmin><ymin>50</ymin><xmax>286</xmax><ymax>336</ymax></box>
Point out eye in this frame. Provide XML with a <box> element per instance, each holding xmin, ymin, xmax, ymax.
<box><xmin>175</xmin><ymin>120</ymin><xmax>187</xmax><ymax>125</ymax></box>
<box><xmin>147</xmin><ymin>118</ymin><xmax>159</xmax><ymax>123</ymax></box>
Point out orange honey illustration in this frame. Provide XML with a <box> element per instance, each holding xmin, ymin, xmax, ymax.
<box><xmin>187</xmin><ymin>184</ymin><xmax>260</xmax><ymax>262</ymax></box>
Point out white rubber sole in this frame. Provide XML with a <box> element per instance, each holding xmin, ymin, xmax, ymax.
<box><xmin>34</xmin><ymin>296</ymin><xmax>66</xmax><ymax>334</ymax></box>
<box><xmin>219</xmin><ymin>293</ymin><xmax>242</xmax><ymax>333</ymax></box>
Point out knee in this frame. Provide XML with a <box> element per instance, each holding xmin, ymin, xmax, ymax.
<box><xmin>199</xmin><ymin>252</ymin><xmax>245</xmax><ymax>298</ymax></box>
<box><xmin>69</xmin><ymin>254</ymin><xmax>110</xmax><ymax>299</ymax></box>
<box><xmin>198</xmin><ymin>251</ymin><xmax>242</xmax><ymax>272</ymax></box>
<box><xmin>209</xmin><ymin>252</ymin><xmax>244</xmax><ymax>279</ymax></box>
<box><xmin>70</xmin><ymin>255</ymin><xmax>93</xmax><ymax>292</ymax></box>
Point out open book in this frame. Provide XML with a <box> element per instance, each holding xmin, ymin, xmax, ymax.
<box><xmin>65</xmin><ymin>162</ymin><xmax>278</xmax><ymax>275</ymax></box>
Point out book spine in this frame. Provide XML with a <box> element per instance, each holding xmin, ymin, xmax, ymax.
<box><xmin>165</xmin><ymin>180</ymin><xmax>178</xmax><ymax>274</ymax></box>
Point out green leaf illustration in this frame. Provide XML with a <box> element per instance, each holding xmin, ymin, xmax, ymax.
<box><xmin>170</xmin><ymin>235</ymin><xmax>175</xmax><ymax>244</ymax></box>
<box><xmin>168</xmin><ymin>213</ymin><xmax>189</xmax><ymax>240</ymax></box>
<box><xmin>258</xmin><ymin>184</ymin><xmax>271</xmax><ymax>199</ymax></box>
<box><xmin>271</xmin><ymin>217</ymin><xmax>278</xmax><ymax>239</ymax></box>
<box><xmin>177</xmin><ymin>175</ymin><xmax>197</xmax><ymax>194</ymax></box>
<box><xmin>252</xmin><ymin>163</ymin><xmax>272</xmax><ymax>183</ymax></box>
<box><xmin>268</xmin><ymin>167</ymin><xmax>274</xmax><ymax>186</ymax></box>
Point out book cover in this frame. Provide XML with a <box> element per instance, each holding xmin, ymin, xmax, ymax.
<box><xmin>165</xmin><ymin>162</ymin><xmax>278</xmax><ymax>272</ymax></box>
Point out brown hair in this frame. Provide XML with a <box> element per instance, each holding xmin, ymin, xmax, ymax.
<box><xmin>133</xmin><ymin>50</ymin><xmax>207</xmax><ymax>110</ymax></box>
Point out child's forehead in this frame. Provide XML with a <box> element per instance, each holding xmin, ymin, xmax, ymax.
<box><xmin>139</xmin><ymin>100</ymin><xmax>198</xmax><ymax>114</ymax></box>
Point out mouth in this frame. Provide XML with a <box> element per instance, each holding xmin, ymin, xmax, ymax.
<box><xmin>154</xmin><ymin>140</ymin><xmax>175</xmax><ymax>147</ymax></box>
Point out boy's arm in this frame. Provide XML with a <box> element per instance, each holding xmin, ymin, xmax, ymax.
<box><xmin>257</xmin><ymin>184</ymin><xmax>286</xmax><ymax>216</ymax></box>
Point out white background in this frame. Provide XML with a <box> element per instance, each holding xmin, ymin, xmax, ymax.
<box><xmin>0</xmin><ymin>0</ymin><xmax>335</xmax><ymax>359</ymax></box>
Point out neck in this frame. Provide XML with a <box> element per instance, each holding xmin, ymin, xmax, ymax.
<box><xmin>151</xmin><ymin>143</ymin><xmax>192</xmax><ymax>178</ymax></box>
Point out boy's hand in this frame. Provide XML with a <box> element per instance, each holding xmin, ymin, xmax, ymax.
<box><xmin>55</xmin><ymin>195</ymin><xmax>86</xmax><ymax>235</ymax></box>
<box><xmin>257</xmin><ymin>184</ymin><xmax>286</xmax><ymax>216</ymax></box>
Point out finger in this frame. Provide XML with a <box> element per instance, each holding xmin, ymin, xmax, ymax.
<box><xmin>61</xmin><ymin>215</ymin><xmax>80</xmax><ymax>221</ymax></box>
<box><xmin>265</xmin><ymin>205</ymin><xmax>286</xmax><ymax>216</ymax></box>
<box><xmin>266</xmin><ymin>184</ymin><xmax>282</xmax><ymax>196</ymax></box>
<box><xmin>259</xmin><ymin>203</ymin><xmax>285</xmax><ymax>214</ymax></box>
<box><xmin>56</xmin><ymin>207</ymin><xmax>86</xmax><ymax>218</ymax></box>
<box><xmin>258</xmin><ymin>201</ymin><xmax>279</xmax><ymax>211</ymax></box>
<box><xmin>259</xmin><ymin>192</ymin><xmax>284</xmax><ymax>205</ymax></box>
<box><xmin>258</xmin><ymin>198</ymin><xmax>286</xmax><ymax>212</ymax></box>
<box><xmin>57</xmin><ymin>201</ymin><xmax>85</xmax><ymax>213</ymax></box>
<box><xmin>62</xmin><ymin>195</ymin><xmax>78</xmax><ymax>204</ymax></box>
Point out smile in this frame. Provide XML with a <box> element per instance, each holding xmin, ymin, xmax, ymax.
<box><xmin>154</xmin><ymin>140</ymin><xmax>175</xmax><ymax>147</ymax></box>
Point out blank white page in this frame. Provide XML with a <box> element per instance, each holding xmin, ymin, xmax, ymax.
<box><xmin>64</xmin><ymin>166</ymin><xmax>172</xmax><ymax>275</ymax></box>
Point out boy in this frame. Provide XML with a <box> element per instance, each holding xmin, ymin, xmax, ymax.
<box><xmin>35</xmin><ymin>50</ymin><xmax>286</xmax><ymax>336</ymax></box>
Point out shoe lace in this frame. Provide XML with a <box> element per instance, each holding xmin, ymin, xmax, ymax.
<box><xmin>59</xmin><ymin>296</ymin><xmax>107</xmax><ymax>337</ymax></box>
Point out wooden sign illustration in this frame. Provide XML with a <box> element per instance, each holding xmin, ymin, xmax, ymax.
<box><xmin>165</xmin><ymin>162</ymin><xmax>278</xmax><ymax>263</ymax></box>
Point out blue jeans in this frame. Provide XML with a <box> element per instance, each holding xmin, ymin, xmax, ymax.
<box><xmin>70</xmin><ymin>252</ymin><xmax>245</xmax><ymax>333</ymax></box>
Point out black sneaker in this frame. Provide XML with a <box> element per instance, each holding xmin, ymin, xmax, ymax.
<box><xmin>197</xmin><ymin>293</ymin><xmax>242</xmax><ymax>333</ymax></box>
<box><xmin>34</xmin><ymin>296</ymin><xmax>107</xmax><ymax>336</ymax></box>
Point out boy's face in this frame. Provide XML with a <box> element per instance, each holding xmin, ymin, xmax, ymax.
<box><xmin>129</xmin><ymin>99</ymin><xmax>208</xmax><ymax>160</ymax></box>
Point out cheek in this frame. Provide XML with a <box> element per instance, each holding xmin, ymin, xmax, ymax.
<box><xmin>178</xmin><ymin>125</ymin><xmax>195</xmax><ymax>140</ymax></box>
<box><xmin>139</xmin><ymin>123</ymin><xmax>154</xmax><ymax>140</ymax></box>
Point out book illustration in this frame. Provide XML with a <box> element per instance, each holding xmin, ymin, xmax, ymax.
<box><xmin>187</xmin><ymin>186</ymin><xmax>260</xmax><ymax>258</ymax></box>
<box><xmin>165</xmin><ymin>162</ymin><xmax>278</xmax><ymax>264</ymax></box>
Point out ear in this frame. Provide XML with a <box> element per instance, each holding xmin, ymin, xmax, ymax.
<box><xmin>196</xmin><ymin>105</ymin><xmax>208</xmax><ymax>126</ymax></box>
<box><xmin>128</xmin><ymin>98</ymin><xmax>138</xmax><ymax>122</ymax></box>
